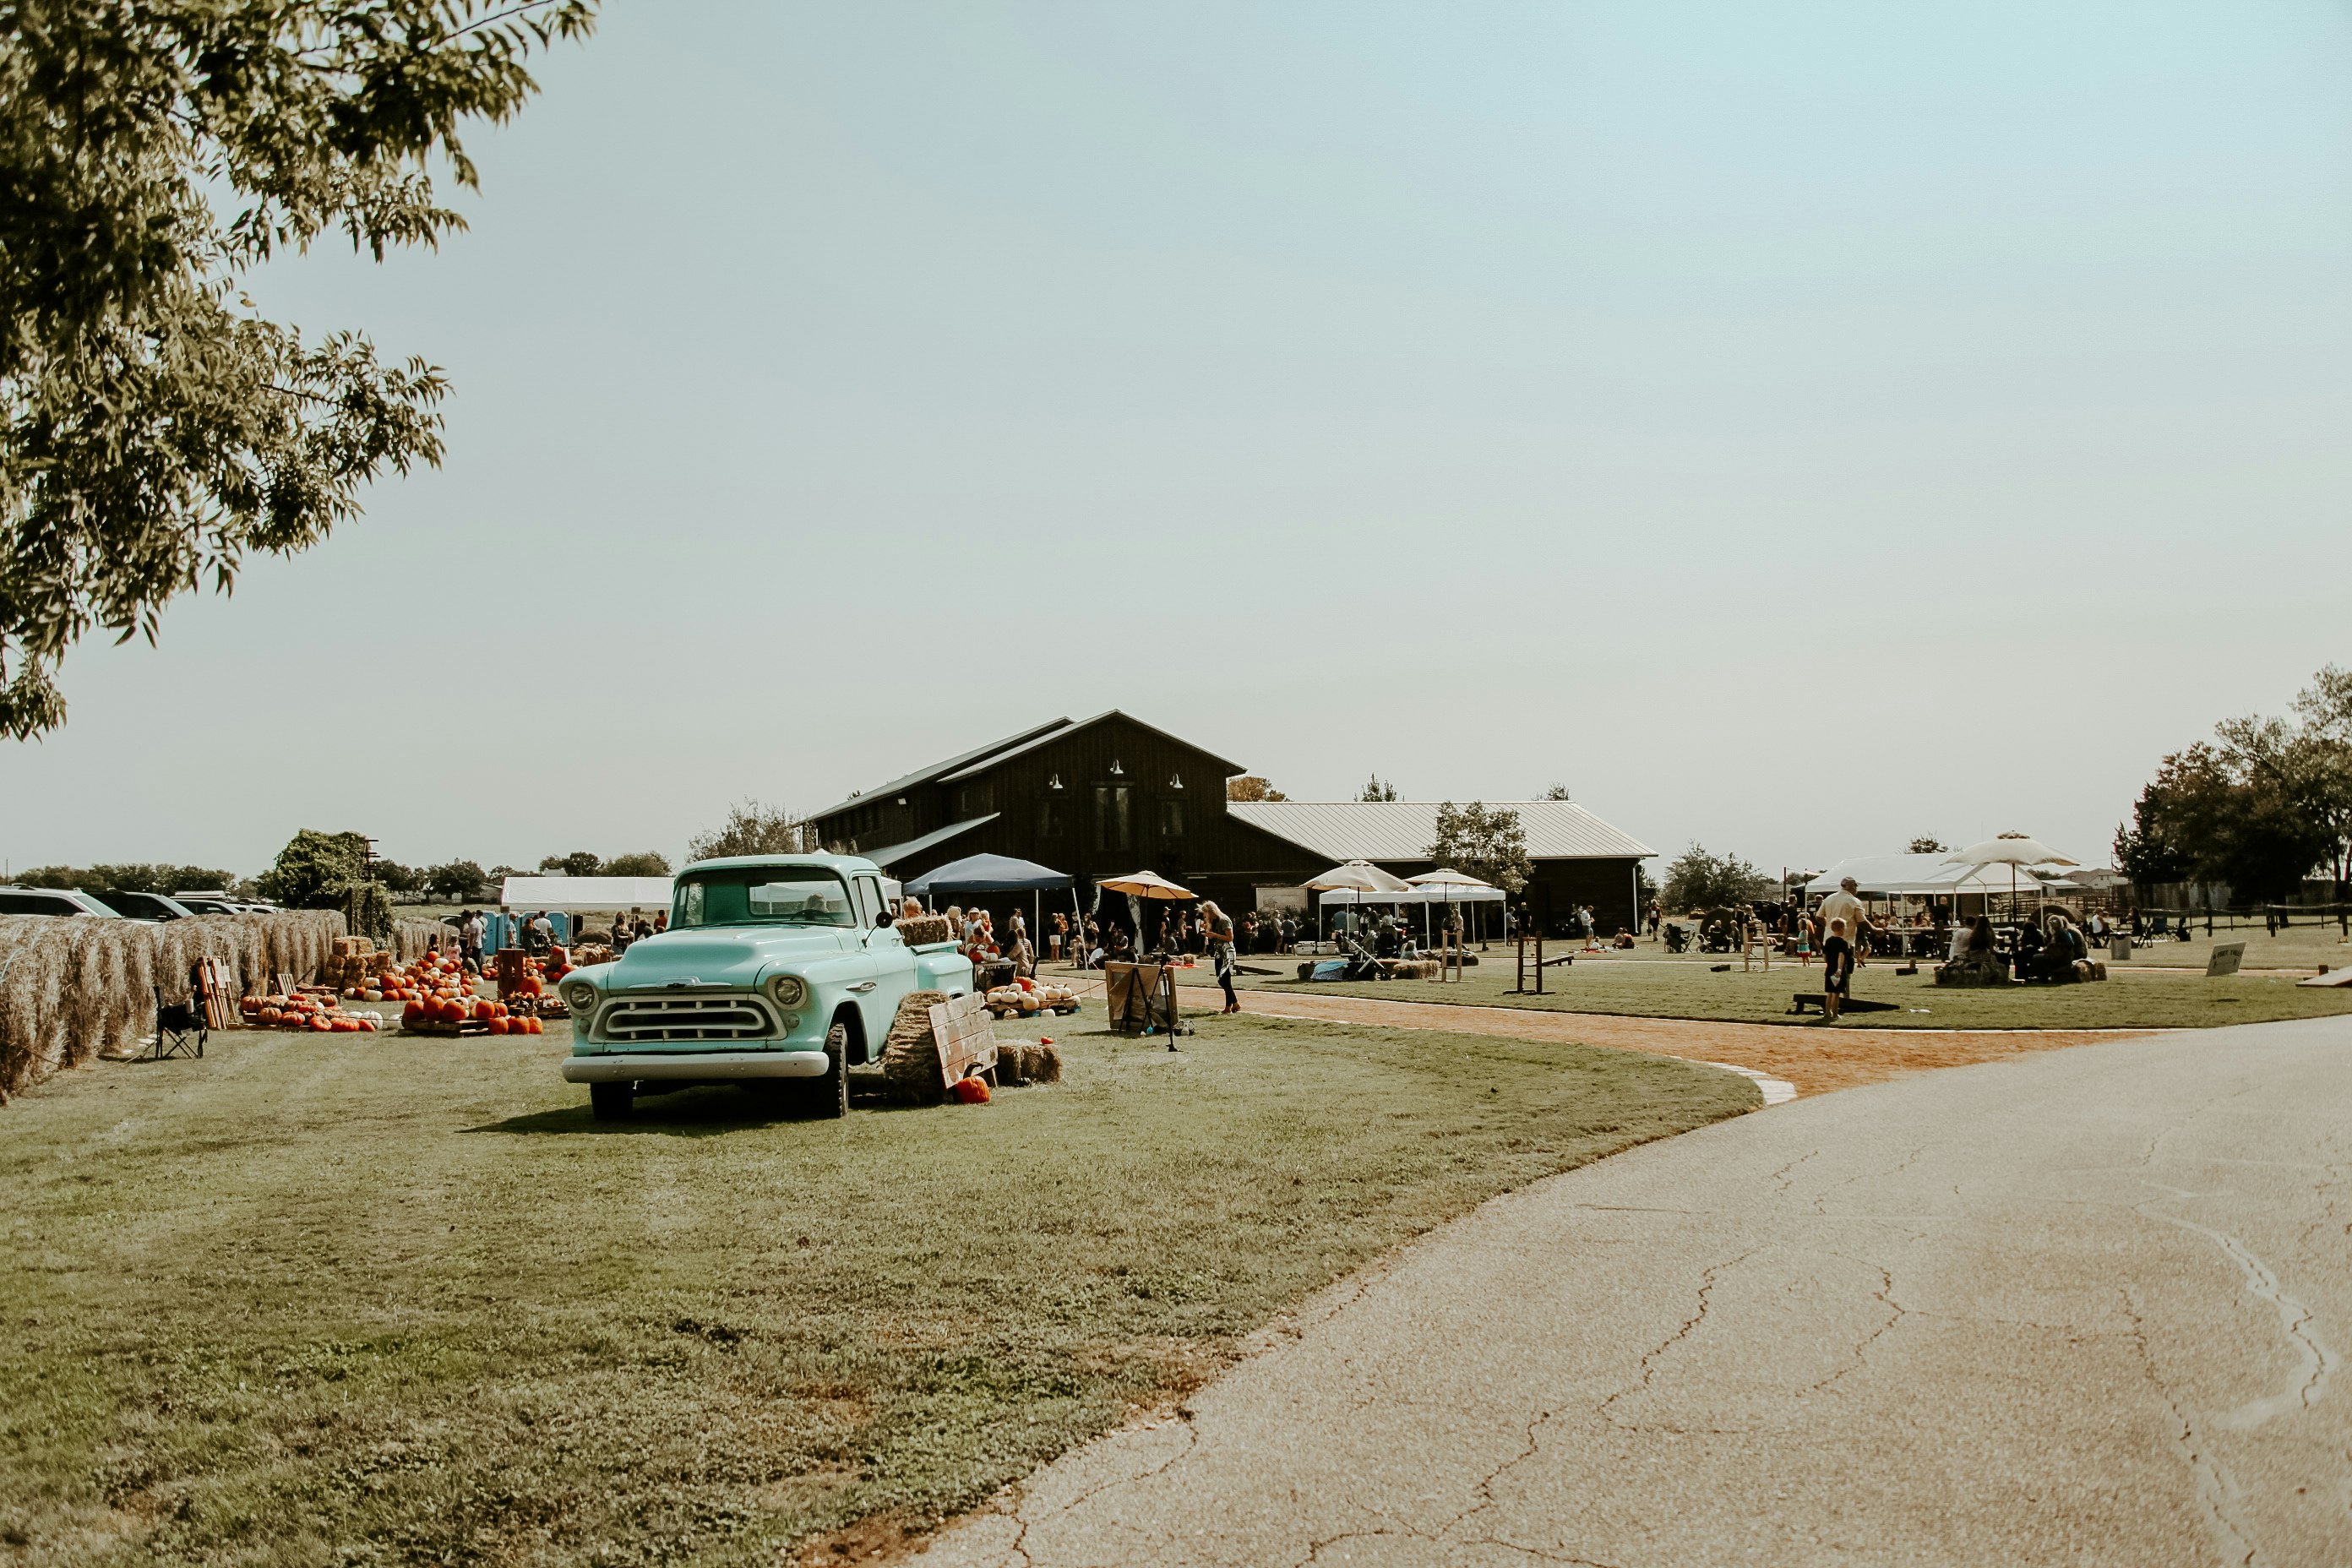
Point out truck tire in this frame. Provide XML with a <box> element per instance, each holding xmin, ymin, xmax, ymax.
<box><xmin>879</xmin><ymin>990</ymin><xmax>949</xmax><ymax>1105</ymax></box>
<box><xmin>590</xmin><ymin>1081</ymin><xmax>633</xmax><ymax>1121</ymax></box>
<box><xmin>803</xmin><ymin>1022</ymin><xmax>849</xmax><ymax>1119</ymax></box>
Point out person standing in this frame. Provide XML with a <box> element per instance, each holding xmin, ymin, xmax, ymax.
<box><xmin>1202</xmin><ymin>900</ymin><xmax>1239</xmax><ymax>1013</ymax></box>
<box><xmin>1821</xmin><ymin>917</ymin><xmax>1854</xmax><ymax>1021</ymax></box>
<box><xmin>1817</xmin><ymin>878</ymin><xmax>1866</xmax><ymax>964</ymax></box>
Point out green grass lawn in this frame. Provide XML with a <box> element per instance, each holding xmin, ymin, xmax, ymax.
<box><xmin>0</xmin><ymin>1014</ymin><xmax>1755</xmax><ymax>1565</ymax></box>
<box><xmin>1238</xmin><ymin>951</ymin><xmax>2352</xmax><ymax>1029</ymax></box>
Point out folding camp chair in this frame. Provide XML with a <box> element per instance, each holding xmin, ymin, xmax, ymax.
<box><xmin>151</xmin><ymin>985</ymin><xmax>206</xmax><ymax>1060</ymax></box>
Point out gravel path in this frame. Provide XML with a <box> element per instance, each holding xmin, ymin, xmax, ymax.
<box><xmin>1163</xmin><ymin>982</ymin><xmax>2153</xmax><ymax>1097</ymax></box>
<box><xmin>923</xmin><ymin>1015</ymin><xmax>2352</xmax><ymax>1567</ymax></box>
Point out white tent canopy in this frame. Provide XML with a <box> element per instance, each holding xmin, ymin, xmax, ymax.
<box><xmin>1320</xmin><ymin>885</ymin><xmax>1506</xmax><ymax>906</ymax></box>
<box><xmin>498</xmin><ymin>875</ymin><xmax>676</xmax><ymax>909</ymax></box>
<box><xmin>1803</xmin><ymin>855</ymin><xmax>2051</xmax><ymax>900</ymax></box>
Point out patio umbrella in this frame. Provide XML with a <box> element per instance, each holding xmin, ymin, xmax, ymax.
<box><xmin>1407</xmin><ymin>868</ymin><xmax>1492</xmax><ymax>945</ymax></box>
<box><xmin>1307</xmin><ymin>861</ymin><xmax>1411</xmax><ymax>945</ymax></box>
<box><xmin>1945</xmin><ymin>836</ymin><xmax>2076</xmax><ymax>922</ymax></box>
<box><xmin>1096</xmin><ymin>869</ymin><xmax>1193</xmax><ymax>956</ymax></box>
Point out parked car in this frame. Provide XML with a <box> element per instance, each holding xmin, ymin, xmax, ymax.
<box><xmin>90</xmin><ymin>890</ymin><xmax>196</xmax><ymax>921</ymax></box>
<box><xmin>558</xmin><ymin>854</ymin><xmax>973</xmax><ymax>1121</ymax></box>
<box><xmin>0</xmin><ymin>886</ymin><xmax>125</xmax><ymax>917</ymax></box>
<box><xmin>172</xmin><ymin>894</ymin><xmax>252</xmax><ymax>915</ymax></box>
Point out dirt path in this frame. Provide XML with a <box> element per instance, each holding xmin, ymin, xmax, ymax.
<box><xmin>1148</xmin><ymin>982</ymin><xmax>2156</xmax><ymax>1097</ymax></box>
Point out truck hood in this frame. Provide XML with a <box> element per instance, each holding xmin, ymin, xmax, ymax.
<box><xmin>604</xmin><ymin>927</ymin><xmax>858</xmax><ymax>989</ymax></box>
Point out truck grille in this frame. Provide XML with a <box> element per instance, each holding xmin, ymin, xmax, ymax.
<box><xmin>601</xmin><ymin>994</ymin><xmax>776</xmax><ymax>1042</ymax></box>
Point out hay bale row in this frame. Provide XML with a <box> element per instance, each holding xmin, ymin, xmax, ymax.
<box><xmin>994</xmin><ymin>1040</ymin><xmax>1062</xmax><ymax>1086</ymax></box>
<box><xmin>392</xmin><ymin>918</ymin><xmax>448</xmax><ymax>962</ymax></box>
<box><xmin>0</xmin><ymin>910</ymin><xmax>347</xmax><ymax>1102</ymax></box>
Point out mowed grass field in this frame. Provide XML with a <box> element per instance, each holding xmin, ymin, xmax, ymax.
<box><xmin>0</xmin><ymin>1014</ymin><xmax>1756</xmax><ymax>1566</ymax></box>
<box><xmin>1236</xmin><ymin>950</ymin><xmax>2352</xmax><ymax>1029</ymax></box>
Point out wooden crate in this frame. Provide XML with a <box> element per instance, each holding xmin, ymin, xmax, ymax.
<box><xmin>926</xmin><ymin>993</ymin><xmax>999</xmax><ymax>1090</ymax></box>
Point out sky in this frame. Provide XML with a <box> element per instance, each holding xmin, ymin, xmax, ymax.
<box><xmin>5</xmin><ymin>0</ymin><xmax>2351</xmax><ymax>880</ymax></box>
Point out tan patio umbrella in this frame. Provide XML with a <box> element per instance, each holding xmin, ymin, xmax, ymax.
<box><xmin>1097</xmin><ymin>869</ymin><xmax>1193</xmax><ymax>899</ymax></box>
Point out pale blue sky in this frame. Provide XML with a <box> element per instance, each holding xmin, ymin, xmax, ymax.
<box><xmin>6</xmin><ymin>1</ymin><xmax>2350</xmax><ymax>877</ymax></box>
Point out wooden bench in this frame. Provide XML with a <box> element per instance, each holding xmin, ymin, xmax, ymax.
<box><xmin>1788</xmin><ymin>993</ymin><xmax>1899</xmax><ymax>1016</ymax></box>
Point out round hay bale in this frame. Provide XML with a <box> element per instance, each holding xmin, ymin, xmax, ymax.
<box><xmin>879</xmin><ymin>989</ymin><xmax>949</xmax><ymax>1104</ymax></box>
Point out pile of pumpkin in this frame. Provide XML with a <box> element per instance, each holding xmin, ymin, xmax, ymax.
<box><xmin>242</xmin><ymin>992</ymin><xmax>381</xmax><ymax>1033</ymax></box>
<box><xmin>983</xmin><ymin>976</ymin><xmax>1081</xmax><ymax>1019</ymax></box>
<box><xmin>403</xmin><ymin>994</ymin><xmax>545</xmax><ymax>1035</ymax></box>
<box><xmin>339</xmin><ymin>950</ymin><xmax>476</xmax><ymax>1006</ymax></box>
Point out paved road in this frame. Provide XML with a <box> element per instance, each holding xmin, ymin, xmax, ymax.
<box><xmin>927</xmin><ymin>1016</ymin><xmax>2351</xmax><ymax>1566</ymax></box>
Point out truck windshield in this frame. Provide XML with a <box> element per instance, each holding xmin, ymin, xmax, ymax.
<box><xmin>673</xmin><ymin>870</ymin><xmax>855</xmax><ymax>929</ymax></box>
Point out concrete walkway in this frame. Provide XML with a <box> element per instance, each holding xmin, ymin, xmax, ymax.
<box><xmin>926</xmin><ymin>1015</ymin><xmax>2352</xmax><ymax>1566</ymax></box>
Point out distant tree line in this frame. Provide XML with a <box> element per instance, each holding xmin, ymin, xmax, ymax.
<box><xmin>2115</xmin><ymin>665</ymin><xmax>2352</xmax><ymax>903</ymax></box>
<box><xmin>1661</xmin><ymin>844</ymin><xmax>1769</xmax><ymax>914</ymax></box>
<box><xmin>14</xmin><ymin>863</ymin><xmax>239</xmax><ymax>894</ymax></box>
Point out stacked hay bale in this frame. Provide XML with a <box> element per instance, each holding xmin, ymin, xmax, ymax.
<box><xmin>0</xmin><ymin>909</ymin><xmax>347</xmax><ymax>1101</ymax></box>
<box><xmin>392</xmin><ymin>918</ymin><xmax>446</xmax><ymax>963</ymax></box>
<box><xmin>879</xmin><ymin>989</ymin><xmax>950</xmax><ymax>1104</ymax></box>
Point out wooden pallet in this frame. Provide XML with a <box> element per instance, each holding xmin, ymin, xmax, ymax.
<box><xmin>191</xmin><ymin>958</ymin><xmax>238</xmax><ymax>1031</ymax></box>
<box><xmin>926</xmin><ymin>993</ymin><xmax>999</xmax><ymax>1090</ymax></box>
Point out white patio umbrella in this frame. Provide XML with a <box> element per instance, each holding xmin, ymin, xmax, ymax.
<box><xmin>1308</xmin><ymin>860</ymin><xmax>1411</xmax><ymax>945</ymax></box>
<box><xmin>1407</xmin><ymin>868</ymin><xmax>1493</xmax><ymax>945</ymax></box>
<box><xmin>1945</xmin><ymin>836</ymin><xmax>2076</xmax><ymax>922</ymax></box>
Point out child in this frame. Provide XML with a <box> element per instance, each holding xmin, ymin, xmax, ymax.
<box><xmin>1821</xmin><ymin>917</ymin><xmax>1854</xmax><ymax>1021</ymax></box>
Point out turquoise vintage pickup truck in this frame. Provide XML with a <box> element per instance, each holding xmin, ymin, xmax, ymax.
<box><xmin>557</xmin><ymin>854</ymin><xmax>974</xmax><ymax>1120</ymax></box>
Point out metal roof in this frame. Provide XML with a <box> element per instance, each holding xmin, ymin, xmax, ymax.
<box><xmin>939</xmin><ymin>709</ymin><xmax>1246</xmax><ymax>782</ymax></box>
<box><xmin>854</xmin><ymin>814</ymin><xmax>999</xmax><ymax>869</ymax></box>
<box><xmin>1228</xmin><ymin>801</ymin><xmax>1653</xmax><ymax>863</ymax></box>
<box><xmin>807</xmin><ymin>719</ymin><xmax>1074</xmax><ymax>824</ymax></box>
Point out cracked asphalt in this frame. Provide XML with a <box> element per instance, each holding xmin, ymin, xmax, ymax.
<box><xmin>923</xmin><ymin>1015</ymin><xmax>2351</xmax><ymax>1566</ymax></box>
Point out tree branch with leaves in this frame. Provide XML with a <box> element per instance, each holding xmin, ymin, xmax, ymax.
<box><xmin>0</xmin><ymin>0</ymin><xmax>596</xmax><ymax>737</ymax></box>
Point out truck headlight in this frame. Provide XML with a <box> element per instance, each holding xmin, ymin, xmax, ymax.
<box><xmin>561</xmin><ymin>980</ymin><xmax>598</xmax><ymax>1012</ymax></box>
<box><xmin>765</xmin><ymin>974</ymin><xmax>808</xmax><ymax>1010</ymax></box>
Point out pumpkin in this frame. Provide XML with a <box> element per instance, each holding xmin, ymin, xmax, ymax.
<box><xmin>486</xmin><ymin>1016</ymin><xmax>509</xmax><ymax>1036</ymax></box>
<box><xmin>950</xmin><ymin>1075</ymin><xmax>990</xmax><ymax>1104</ymax></box>
<box><xmin>309</xmin><ymin>1014</ymin><xmax>334</xmax><ymax>1032</ymax></box>
<box><xmin>526</xmin><ymin>1015</ymin><xmax>545</xmax><ymax>1035</ymax></box>
<box><xmin>402</xmin><ymin>1002</ymin><xmax>424</xmax><ymax>1027</ymax></box>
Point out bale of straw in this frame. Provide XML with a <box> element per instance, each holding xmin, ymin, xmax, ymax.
<box><xmin>1027</xmin><ymin>1041</ymin><xmax>1062</xmax><ymax>1084</ymax></box>
<box><xmin>0</xmin><ymin>909</ymin><xmax>350</xmax><ymax>1102</ymax></box>
<box><xmin>894</xmin><ymin>915</ymin><xmax>955</xmax><ymax>947</ymax></box>
<box><xmin>996</xmin><ymin>1043</ymin><xmax>1028</xmax><ymax>1086</ymax></box>
<box><xmin>879</xmin><ymin>989</ymin><xmax>949</xmax><ymax>1105</ymax></box>
<box><xmin>393</xmin><ymin>918</ymin><xmax>446</xmax><ymax>963</ymax></box>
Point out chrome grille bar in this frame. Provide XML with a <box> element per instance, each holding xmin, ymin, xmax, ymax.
<box><xmin>601</xmin><ymin>994</ymin><xmax>777</xmax><ymax>1042</ymax></box>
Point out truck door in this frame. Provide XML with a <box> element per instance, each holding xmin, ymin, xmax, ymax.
<box><xmin>851</xmin><ymin>874</ymin><xmax>906</xmax><ymax>1058</ymax></box>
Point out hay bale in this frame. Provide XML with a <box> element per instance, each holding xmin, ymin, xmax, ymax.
<box><xmin>879</xmin><ymin>989</ymin><xmax>949</xmax><ymax>1104</ymax></box>
<box><xmin>895</xmin><ymin>915</ymin><xmax>954</xmax><ymax>947</ymax></box>
<box><xmin>0</xmin><ymin>908</ymin><xmax>348</xmax><ymax>1101</ymax></box>
<box><xmin>997</xmin><ymin>1043</ymin><xmax>1028</xmax><ymax>1086</ymax></box>
<box><xmin>1028</xmin><ymin>1041</ymin><xmax>1062</xmax><ymax>1084</ymax></box>
<box><xmin>392</xmin><ymin>918</ymin><xmax>445</xmax><ymax>963</ymax></box>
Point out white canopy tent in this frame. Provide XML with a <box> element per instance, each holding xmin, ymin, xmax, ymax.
<box><xmin>498</xmin><ymin>875</ymin><xmax>677</xmax><ymax>910</ymax></box>
<box><xmin>1803</xmin><ymin>855</ymin><xmax>2053</xmax><ymax>900</ymax></box>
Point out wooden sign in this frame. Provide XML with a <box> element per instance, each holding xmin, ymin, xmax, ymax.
<box><xmin>2206</xmin><ymin>942</ymin><xmax>2246</xmax><ymax>978</ymax></box>
<box><xmin>927</xmin><ymin>992</ymin><xmax>999</xmax><ymax>1090</ymax></box>
<box><xmin>191</xmin><ymin>958</ymin><xmax>238</xmax><ymax>1031</ymax></box>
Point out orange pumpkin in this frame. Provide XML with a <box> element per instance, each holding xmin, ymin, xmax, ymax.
<box><xmin>487</xmin><ymin>1016</ymin><xmax>509</xmax><ymax>1036</ymax></box>
<box><xmin>310</xmin><ymin>1014</ymin><xmax>334</xmax><ymax>1032</ymax></box>
<box><xmin>525</xmin><ymin>1015</ymin><xmax>544</xmax><ymax>1035</ymax></box>
<box><xmin>401</xmin><ymin>1001</ymin><xmax>423</xmax><ymax>1027</ymax></box>
<box><xmin>951</xmin><ymin>1075</ymin><xmax>991</xmax><ymax>1104</ymax></box>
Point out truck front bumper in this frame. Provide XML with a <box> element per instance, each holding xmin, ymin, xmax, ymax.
<box><xmin>561</xmin><ymin>1049</ymin><xmax>830</xmax><ymax>1083</ymax></box>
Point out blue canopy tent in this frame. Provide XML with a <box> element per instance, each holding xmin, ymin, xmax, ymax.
<box><xmin>905</xmin><ymin>854</ymin><xmax>1078</xmax><ymax>961</ymax></box>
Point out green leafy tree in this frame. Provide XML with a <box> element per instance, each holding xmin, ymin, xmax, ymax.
<box><xmin>1226</xmin><ymin>776</ymin><xmax>1286</xmax><ymax>802</ymax></box>
<box><xmin>255</xmin><ymin>829</ymin><xmax>369</xmax><ymax>908</ymax></box>
<box><xmin>602</xmin><ymin>851</ymin><xmax>672</xmax><ymax>877</ymax></box>
<box><xmin>1660</xmin><ymin>843</ymin><xmax>1767</xmax><ymax>915</ymax></box>
<box><xmin>372</xmin><ymin>860</ymin><xmax>423</xmax><ymax>895</ymax></box>
<box><xmin>686</xmin><ymin>800</ymin><xmax>812</xmax><ymax>863</ymax></box>
<box><xmin>539</xmin><ymin>851</ymin><xmax>601</xmax><ymax>878</ymax></box>
<box><xmin>1358</xmin><ymin>775</ymin><xmax>1400</xmax><ymax>803</ymax></box>
<box><xmin>423</xmin><ymin>860</ymin><xmax>487</xmax><ymax>901</ymax></box>
<box><xmin>1906</xmin><ymin>836</ymin><xmax>1946</xmax><ymax>855</ymax></box>
<box><xmin>0</xmin><ymin>0</ymin><xmax>597</xmax><ymax>738</ymax></box>
<box><xmin>1539</xmin><ymin>783</ymin><xmax>1572</xmax><ymax>801</ymax></box>
<box><xmin>1425</xmin><ymin>802</ymin><xmax>1532</xmax><ymax>894</ymax></box>
<box><xmin>15</xmin><ymin>862</ymin><xmax>233</xmax><ymax>891</ymax></box>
